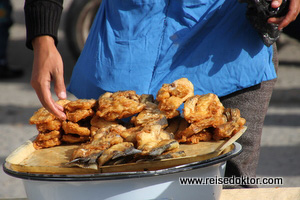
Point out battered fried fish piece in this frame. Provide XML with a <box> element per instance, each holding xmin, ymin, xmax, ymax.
<box><xmin>62</xmin><ymin>121</ymin><xmax>91</xmax><ymax>136</ymax></box>
<box><xmin>71</xmin><ymin>124</ymin><xmax>126</xmax><ymax>160</ymax></box>
<box><xmin>62</xmin><ymin>134</ymin><xmax>90</xmax><ymax>144</ymax></box>
<box><xmin>164</xmin><ymin>116</ymin><xmax>190</xmax><ymax>136</ymax></box>
<box><xmin>29</xmin><ymin>99</ymin><xmax>71</xmax><ymax>125</ymax></box>
<box><xmin>33</xmin><ymin>138</ymin><xmax>62</xmax><ymax>150</ymax></box>
<box><xmin>36</xmin><ymin>119</ymin><xmax>62</xmax><ymax>132</ymax></box>
<box><xmin>154</xmin><ymin>149</ymin><xmax>186</xmax><ymax>160</ymax></box>
<box><xmin>64</xmin><ymin>99</ymin><xmax>97</xmax><ymax>112</ymax></box>
<box><xmin>175</xmin><ymin>116</ymin><xmax>226</xmax><ymax>141</ymax></box>
<box><xmin>90</xmin><ymin>115</ymin><xmax>118</xmax><ymax>129</ymax></box>
<box><xmin>56</xmin><ymin>99</ymin><xmax>71</xmax><ymax>107</ymax></box>
<box><xmin>119</xmin><ymin>126</ymin><xmax>144</xmax><ymax>144</ymax></box>
<box><xmin>175</xmin><ymin>93</ymin><xmax>227</xmax><ymax>143</ymax></box>
<box><xmin>97</xmin><ymin>142</ymin><xmax>141</xmax><ymax>166</ymax></box>
<box><xmin>156</xmin><ymin>78</ymin><xmax>194</xmax><ymax>119</ymax></box>
<box><xmin>148</xmin><ymin>139</ymin><xmax>179</xmax><ymax>156</ymax></box>
<box><xmin>34</xmin><ymin>130</ymin><xmax>61</xmax><ymax>141</ymax></box>
<box><xmin>96</xmin><ymin>91</ymin><xmax>146</xmax><ymax>121</ymax></box>
<box><xmin>136</xmin><ymin>125</ymin><xmax>175</xmax><ymax>155</ymax></box>
<box><xmin>183</xmin><ymin>93</ymin><xmax>225</xmax><ymax>123</ymax></box>
<box><xmin>29</xmin><ymin>107</ymin><xmax>56</xmax><ymax>125</ymax></box>
<box><xmin>90</xmin><ymin>115</ymin><xmax>118</xmax><ymax>136</ymax></box>
<box><xmin>92</xmin><ymin>125</ymin><xmax>125</xmax><ymax>145</ymax></box>
<box><xmin>130</xmin><ymin>102</ymin><xmax>168</xmax><ymax>128</ymax></box>
<box><xmin>213</xmin><ymin>108</ymin><xmax>246</xmax><ymax>140</ymax></box>
<box><xmin>33</xmin><ymin>130</ymin><xmax>62</xmax><ymax>149</ymax></box>
<box><xmin>66</xmin><ymin>109</ymin><xmax>95</xmax><ymax>122</ymax></box>
<box><xmin>178</xmin><ymin>129</ymin><xmax>212</xmax><ymax>144</ymax></box>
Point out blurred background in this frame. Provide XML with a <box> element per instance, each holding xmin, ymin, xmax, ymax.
<box><xmin>0</xmin><ymin>0</ymin><xmax>299</xmax><ymax>198</ymax></box>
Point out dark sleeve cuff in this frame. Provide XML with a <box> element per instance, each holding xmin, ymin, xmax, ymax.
<box><xmin>24</xmin><ymin>0</ymin><xmax>63</xmax><ymax>50</ymax></box>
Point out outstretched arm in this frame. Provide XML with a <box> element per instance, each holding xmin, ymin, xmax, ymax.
<box><xmin>31</xmin><ymin>36</ymin><xmax>67</xmax><ymax>120</ymax></box>
<box><xmin>24</xmin><ymin>0</ymin><xmax>66</xmax><ymax>120</ymax></box>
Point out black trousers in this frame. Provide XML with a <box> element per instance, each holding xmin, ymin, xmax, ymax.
<box><xmin>221</xmin><ymin>45</ymin><xmax>278</xmax><ymax>188</ymax></box>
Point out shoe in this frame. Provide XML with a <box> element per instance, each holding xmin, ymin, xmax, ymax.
<box><xmin>0</xmin><ymin>65</ymin><xmax>24</xmax><ymax>79</ymax></box>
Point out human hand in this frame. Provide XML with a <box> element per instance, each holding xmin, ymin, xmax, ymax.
<box><xmin>268</xmin><ymin>0</ymin><xmax>300</xmax><ymax>30</ymax></box>
<box><xmin>31</xmin><ymin>36</ymin><xmax>67</xmax><ymax>120</ymax></box>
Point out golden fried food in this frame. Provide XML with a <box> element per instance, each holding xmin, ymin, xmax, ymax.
<box><xmin>176</xmin><ymin>93</ymin><xmax>229</xmax><ymax>143</ymax></box>
<box><xmin>92</xmin><ymin>125</ymin><xmax>125</xmax><ymax>144</ymax></box>
<box><xmin>119</xmin><ymin>126</ymin><xmax>143</xmax><ymax>144</ymax></box>
<box><xmin>156</xmin><ymin>78</ymin><xmax>194</xmax><ymax>119</ymax></box>
<box><xmin>136</xmin><ymin>125</ymin><xmax>173</xmax><ymax>148</ymax></box>
<box><xmin>36</xmin><ymin>119</ymin><xmax>62</xmax><ymax>132</ymax></box>
<box><xmin>178</xmin><ymin>130</ymin><xmax>212</xmax><ymax>144</ymax></box>
<box><xmin>175</xmin><ymin>116</ymin><xmax>226</xmax><ymax>140</ymax></box>
<box><xmin>34</xmin><ymin>130</ymin><xmax>61</xmax><ymax>141</ymax></box>
<box><xmin>62</xmin><ymin>134</ymin><xmax>90</xmax><ymax>144</ymax></box>
<box><xmin>97</xmin><ymin>142</ymin><xmax>138</xmax><ymax>166</ymax></box>
<box><xmin>136</xmin><ymin>125</ymin><xmax>174</xmax><ymax>155</ymax></box>
<box><xmin>155</xmin><ymin>149</ymin><xmax>186</xmax><ymax>160</ymax></box>
<box><xmin>90</xmin><ymin>115</ymin><xmax>118</xmax><ymax>136</ymax></box>
<box><xmin>91</xmin><ymin>115</ymin><xmax>118</xmax><ymax>128</ymax></box>
<box><xmin>29</xmin><ymin>99</ymin><xmax>71</xmax><ymax>125</ymax></box>
<box><xmin>213</xmin><ymin>108</ymin><xmax>246</xmax><ymax>140</ymax></box>
<box><xmin>62</xmin><ymin>121</ymin><xmax>91</xmax><ymax>136</ymax></box>
<box><xmin>33</xmin><ymin>131</ymin><xmax>62</xmax><ymax>149</ymax></box>
<box><xmin>130</xmin><ymin>102</ymin><xmax>168</xmax><ymax>128</ymax></box>
<box><xmin>71</xmin><ymin>125</ymin><xmax>126</xmax><ymax>160</ymax></box>
<box><xmin>56</xmin><ymin>99</ymin><xmax>71</xmax><ymax>107</ymax></box>
<box><xmin>148</xmin><ymin>139</ymin><xmax>179</xmax><ymax>156</ymax></box>
<box><xmin>183</xmin><ymin>93</ymin><xmax>225</xmax><ymax>123</ymax></box>
<box><xmin>96</xmin><ymin>91</ymin><xmax>146</xmax><ymax>121</ymax></box>
<box><xmin>33</xmin><ymin>138</ymin><xmax>62</xmax><ymax>149</ymax></box>
<box><xmin>164</xmin><ymin>117</ymin><xmax>181</xmax><ymax>134</ymax></box>
<box><xmin>66</xmin><ymin>109</ymin><xmax>94</xmax><ymax>122</ymax></box>
<box><xmin>29</xmin><ymin>107</ymin><xmax>56</xmax><ymax>125</ymax></box>
<box><xmin>28</xmin><ymin>77</ymin><xmax>247</xmax><ymax>169</ymax></box>
<box><xmin>64</xmin><ymin>99</ymin><xmax>97</xmax><ymax>112</ymax></box>
<box><xmin>90</xmin><ymin>126</ymin><xmax>99</xmax><ymax>137</ymax></box>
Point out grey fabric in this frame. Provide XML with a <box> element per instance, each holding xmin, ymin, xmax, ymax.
<box><xmin>221</xmin><ymin>44</ymin><xmax>278</xmax><ymax>188</ymax></box>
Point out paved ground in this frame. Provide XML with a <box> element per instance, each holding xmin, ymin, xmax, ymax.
<box><xmin>0</xmin><ymin>1</ymin><xmax>299</xmax><ymax>198</ymax></box>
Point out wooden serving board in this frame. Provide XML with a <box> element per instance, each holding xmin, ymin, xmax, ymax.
<box><xmin>5</xmin><ymin>127</ymin><xmax>246</xmax><ymax>175</ymax></box>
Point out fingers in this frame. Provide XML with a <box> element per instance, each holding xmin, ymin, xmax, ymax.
<box><xmin>32</xmin><ymin>79</ymin><xmax>67</xmax><ymax>120</ymax></box>
<box><xmin>268</xmin><ymin>0</ymin><xmax>300</xmax><ymax>30</ymax></box>
<box><xmin>53</xmin><ymin>64</ymin><xmax>67</xmax><ymax>117</ymax></box>
<box><xmin>268</xmin><ymin>16</ymin><xmax>285</xmax><ymax>25</ymax></box>
<box><xmin>52</xmin><ymin>59</ymin><xmax>67</xmax><ymax>101</ymax></box>
<box><xmin>271</xmin><ymin>0</ymin><xmax>282</xmax><ymax>9</ymax></box>
<box><xmin>278</xmin><ymin>1</ymin><xmax>299</xmax><ymax>30</ymax></box>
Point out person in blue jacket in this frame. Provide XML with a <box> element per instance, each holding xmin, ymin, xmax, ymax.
<box><xmin>24</xmin><ymin>0</ymin><xmax>300</xmax><ymax>188</ymax></box>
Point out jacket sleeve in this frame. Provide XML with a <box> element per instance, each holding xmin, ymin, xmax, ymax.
<box><xmin>24</xmin><ymin>0</ymin><xmax>64</xmax><ymax>49</ymax></box>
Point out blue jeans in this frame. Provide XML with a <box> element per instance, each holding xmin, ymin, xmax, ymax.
<box><xmin>0</xmin><ymin>0</ymin><xmax>13</xmax><ymax>61</ymax></box>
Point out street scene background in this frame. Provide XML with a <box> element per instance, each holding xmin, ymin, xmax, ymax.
<box><xmin>0</xmin><ymin>1</ymin><xmax>299</xmax><ymax>198</ymax></box>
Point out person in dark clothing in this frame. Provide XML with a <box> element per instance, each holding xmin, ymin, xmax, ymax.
<box><xmin>0</xmin><ymin>0</ymin><xmax>23</xmax><ymax>79</ymax></box>
<box><xmin>24</xmin><ymin>0</ymin><xmax>300</xmax><ymax>189</ymax></box>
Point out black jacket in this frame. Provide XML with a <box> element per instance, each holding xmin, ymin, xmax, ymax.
<box><xmin>24</xmin><ymin>0</ymin><xmax>64</xmax><ymax>49</ymax></box>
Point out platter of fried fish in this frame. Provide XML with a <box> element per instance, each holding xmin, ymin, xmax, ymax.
<box><xmin>7</xmin><ymin>78</ymin><xmax>247</xmax><ymax>174</ymax></box>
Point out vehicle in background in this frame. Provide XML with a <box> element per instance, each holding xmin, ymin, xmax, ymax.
<box><xmin>65</xmin><ymin>0</ymin><xmax>101</xmax><ymax>59</ymax></box>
